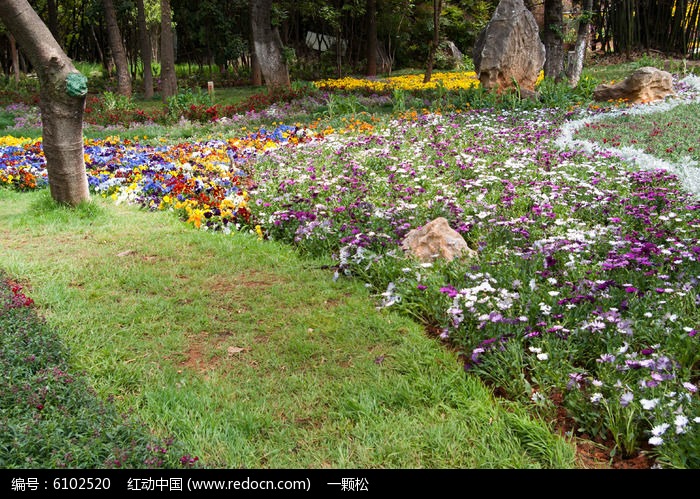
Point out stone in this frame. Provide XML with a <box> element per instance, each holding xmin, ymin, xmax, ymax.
<box><xmin>401</xmin><ymin>217</ymin><xmax>476</xmax><ymax>263</ymax></box>
<box><xmin>593</xmin><ymin>66</ymin><xmax>675</xmax><ymax>104</ymax></box>
<box><xmin>472</xmin><ymin>0</ymin><xmax>545</xmax><ymax>96</ymax></box>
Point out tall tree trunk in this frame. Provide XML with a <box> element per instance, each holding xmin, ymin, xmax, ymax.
<box><xmin>8</xmin><ymin>32</ymin><xmax>20</xmax><ymax>83</ymax></box>
<box><xmin>249</xmin><ymin>0</ymin><xmax>290</xmax><ymax>90</ymax></box>
<box><xmin>46</xmin><ymin>0</ymin><xmax>60</xmax><ymax>44</ymax></box>
<box><xmin>423</xmin><ymin>0</ymin><xmax>442</xmax><ymax>83</ymax></box>
<box><xmin>135</xmin><ymin>0</ymin><xmax>153</xmax><ymax>98</ymax></box>
<box><xmin>103</xmin><ymin>0</ymin><xmax>131</xmax><ymax>97</ymax></box>
<box><xmin>567</xmin><ymin>0</ymin><xmax>593</xmax><ymax>88</ymax></box>
<box><xmin>0</xmin><ymin>0</ymin><xmax>89</xmax><ymax>206</ymax></box>
<box><xmin>160</xmin><ymin>0</ymin><xmax>178</xmax><ymax>100</ymax></box>
<box><xmin>249</xmin><ymin>26</ymin><xmax>263</xmax><ymax>86</ymax></box>
<box><xmin>543</xmin><ymin>0</ymin><xmax>565</xmax><ymax>82</ymax></box>
<box><xmin>365</xmin><ymin>0</ymin><xmax>377</xmax><ymax>76</ymax></box>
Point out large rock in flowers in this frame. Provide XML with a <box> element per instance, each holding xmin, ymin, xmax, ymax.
<box><xmin>472</xmin><ymin>0</ymin><xmax>545</xmax><ymax>97</ymax></box>
<box><xmin>593</xmin><ymin>66</ymin><xmax>675</xmax><ymax>104</ymax></box>
<box><xmin>401</xmin><ymin>217</ymin><xmax>476</xmax><ymax>263</ymax></box>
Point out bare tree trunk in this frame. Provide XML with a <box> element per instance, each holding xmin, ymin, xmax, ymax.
<box><xmin>366</xmin><ymin>0</ymin><xmax>377</xmax><ymax>76</ymax></box>
<box><xmin>47</xmin><ymin>0</ymin><xmax>60</xmax><ymax>44</ymax></box>
<box><xmin>0</xmin><ymin>0</ymin><xmax>89</xmax><ymax>206</ymax></box>
<box><xmin>136</xmin><ymin>0</ymin><xmax>153</xmax><ymax>98</ymax></box>
<box><xmin>103</xmin><ymin>0</ymin><xmax>131</xmax><ymax>97</ymax></box>
<box><xmin>543</xmin><ymin>0</ymin><xmax>565</xmax><ymax>82</ymax></box>
<box><xmin>423</xmin><ymin>0</ymin><xmax>442</xmax><ymax>83</ymax></box>
<box><xmin>567</xmin><ymin>0</ymin><xmax>593</xmax><ymax>88</ymax></box>
<box><xmin>249</xmin><ymin>0</ymin><xmax>290</xmax><ymax>90</ymax></box>
<box><xmin>160</xmin><ymin>0</ymin><xmax>178</xmax><ymax>101</ymax></box>
<box><xmin>249</xmin><ymin>25</ymin><xmax>262</xmax><ymax>86</ymax></box>
<box><xmin>8</xmin><ymin>32</ymin><xmax>20</xmax><ymax>83</ymax></box>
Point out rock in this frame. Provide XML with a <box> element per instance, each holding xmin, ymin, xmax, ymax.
<box><xmin>593</xmin><ymin>66</ymin><xmax>675</xmax><ymax>104</ymax></box>
<box><xmin>472</xmin><ymin>0</ymin><xmax>545</xmax><ymax>96</ymax></box>
<box><xmin>401</xmin><ymin>217</ymin><xmax>476</xmax><ymax>263</ymax></box>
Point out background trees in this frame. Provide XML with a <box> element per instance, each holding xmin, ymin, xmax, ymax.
<box><xmin>1</xmin><ymin>1</ymin><xmax>699</xmax><ymax>96</ymax></box>
<box><xmin>0</xmin><ymin>0</ymin><xmax>90</xmax><ymax>206</ymax></box>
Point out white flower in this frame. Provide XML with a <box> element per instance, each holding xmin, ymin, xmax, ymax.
<box><xmin>651</xmin><ymin>423</ymin><xmax>670</xmax><ymax>437</ymax></box>
<box><xmin>590</xmin><ymin>392</ymin><xmax>603</xmax><ymax>404</ymax></box>
<box><xmin>531</xmin><ymin>391</ymin><xmax>546</xmax><ymax>403</ymax></box>
<box><xmin>675</xmin><ymin>415</ymin><xmax>689</xmax><ymax>434</ymax></box>
<box><xmin>528</xmin><ymin>347</ymin><xmax>542</xmax><ymax>354</ymax></box>
<box><xmin>537</xmin><ymin>353</ymin><xmax>549</xmax><ymax>361</ymax></box>
<box><xmin>641</xmin><ymin>398</ymin><xmax>659</xmax><ymax>410</ymax></box>
<box><xmin>648</xmin><ymin>436</ymin><xmax>664</xmax><ymax>446</ymax></box>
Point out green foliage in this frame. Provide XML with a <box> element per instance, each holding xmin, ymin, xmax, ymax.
<box><xmin>100</xmin><ymin>91</ymin><xmax>135</xmax><ymax>113</ymax></box>
<box><xmin>325</xmin><ymin>92</ymin><xmax>366</xmax><ymax>117</ymax></box>
<box><xmin>166</xmin><ymin>88</ymin><xmax>214</xmax><ymax>121</ymax></box>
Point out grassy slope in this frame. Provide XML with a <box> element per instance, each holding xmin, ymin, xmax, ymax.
<box><xmin>0</xmin><ymin>189</ymin><xmax>575</xmax><ymax>468</ymax></box>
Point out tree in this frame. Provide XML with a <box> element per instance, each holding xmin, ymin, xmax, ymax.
<box><xmin>566</xmin><ymin>0</ymin><xmax>593</xmax><ymax>88</ymax></box>
<box><xmin>543</xmin><ymin>0</ymin><xmax>565</xmax><ymax>82</ymax></box>
<box><xmin>8</xmin><ymin>31</ymin><xmax>19</xmax><ymax>83</ymax></box>
<box><xmin>0</xmin><ymin>0</ymin><xmax>90</xmax><ymax>206</ymax></box>
<box><xmin>249</xmin><ymin>0</ymin><xmax>290</xmax><ymax>90</ymax></box>
<box><xmin>160</xmin><ymin>0</ymin><xmax>177</xmax><ymax>100</ymax></box>
<box><xmin>423</xmin><ymin>0</ymin><xmax>443</xmax><ymax>83</ymax></box>
<box><xmin>366</xmin><ymin>0</ymin><xmax>377</xmax><ymax>76</ymax></box>
<box><xmin>136</xmin><ymin>0</ymin><xmax>153</xmax><ymax>98</ymax></box>
<box><xmin>103</xmin><ymin>0</ymin><xmax>132</xmax><ymax>97</ymax></box>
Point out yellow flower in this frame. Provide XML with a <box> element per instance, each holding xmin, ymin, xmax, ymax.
<box><xmin>187</xmin><ymin>209</ymin><xmax>204</xmax><ymax>229</ymax></box>
<box><xmin>255</xmin><ymin>225</ymin><xmax>264</xmax><ymax>240</ymax></box>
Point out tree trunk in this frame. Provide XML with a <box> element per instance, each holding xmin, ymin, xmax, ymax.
<box><xmin>47</xmin><ymin>0</ymin><xmax>60</xmax><ymax>44</ymax></box>
<box><xmin>8</xmin><ymin>32</ymin><xmax>20</xmax><ymax>83</ymax></box>
<box><xmin>423</xmin><ymin>0</ymin><xmax>442</xmax><ymax>83</ymax></box>
<box><xmin>567</xmin><ymin>0</ymin><xmax>593</xmax><ymax>88</ymax></box>
<box><xmin>365</xmin><ymin>0</ymin><xmax>377</xmax><ymax>76</ymax></box>
<box><xmin>0</xmin><ymin>0</ymin><xmax>89</xmax><ymax>206</ymax></box>
<box><xmin>249</xmin><ymin>0</ymin><xmax>290</xmax><ymax>90</ymax></box>
<box><xmin>136</xmin><ymin>0</ymin><xmax>153</xmax><ymax>98</ymax></box>
<box><xmin>160</xmin><ymin>0</ymin><xmax>177</xmax><ymax>101</ymax></box>
<box><xmin>543</xmin><ymin>0</ymin><xmax>565</xmax><ymax>82</ymax></box>
<box><xmin>103</xmin><ymin>0</ymin><xmax>131</xmax><ymax>97</ymax></box>
<box><xmin>249</xmin><ymin>23</ymin><xmax>262</xmax><ymax>86</ymax></box>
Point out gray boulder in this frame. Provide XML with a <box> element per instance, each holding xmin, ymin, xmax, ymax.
<box><xmin>472</xmin><ymin>0</ymin><xmax>545</xmax><ymax>97</ymax></box>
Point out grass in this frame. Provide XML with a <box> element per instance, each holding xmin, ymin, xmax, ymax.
<box><xmin>0</xmin><ymin>189</ymin><xmax>575</xmax><ymax>468</ymax></box>
<box><xmin>573</xmin><ymin>101</ymin><xmax>700</xmax><ymax>163</ymax></box>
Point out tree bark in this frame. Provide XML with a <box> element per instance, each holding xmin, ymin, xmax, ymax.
<box><xmin>567</xmin><ymin>0</ymin><xmax>593</xmax><ymax>88</ymax></box>
<box><xmin>423</xmin><ymin>0</ymin><xmax>442</xmax><ymax>83</ymax></box>
<box><xmin>0</xmin><ymin>0</ymin><xmax>89</xmax><ymax>206</ymax></box>
<box><xmin>136</xmin><ymin>0</ymin><xmax>153</xmax><ymax>98</ymax></box>
<box><xmin>8</xmin><ymin>32</ymin><xmax>20</xmax><ymax>83</ymax></box>
<box><xmin>46</xmin><ymin>0</ymin><xmax>60</xmax><ymax>44</ymax></box>
<box><xmin>365</xmin><ymin>0</ymin><xmax>377</xmax><ymax>76</ymax></box>
<box><xmin>249</xmin><ymin>24</ymin><xmax>262</xmax><ymax>86</ymax></box>
<box><xmin>249</xmin><ymin>0</ymin><xmax>290</xmax><ymax>90</ymax></box>
<box><xmin>103</xmin><ymin>0</ymin><xmax>132</xmax><ymax>97</ymax></box>
<box><xmin>543</xmin><ymin>0</ymin><xmax>565</xmax><ymax>82</ymax></box>
<box><xmin>160</xmin><ymin>0</ymin><xmax>178</xmax><ymax>101</ymax></box>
